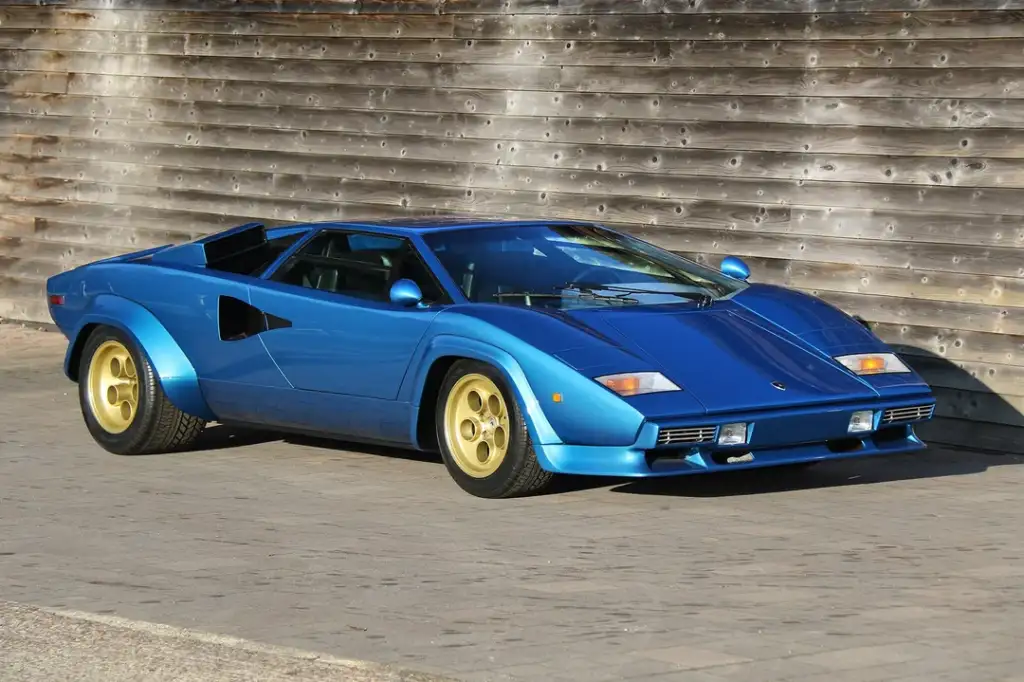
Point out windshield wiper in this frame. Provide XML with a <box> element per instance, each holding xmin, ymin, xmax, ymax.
<box><xmin>565</xmin><ymin>283</ymin><xmax>714</xmax><ymax>308</ymax></box>
<box><xmin>492</xmin><ymin>289</ymin><xmax>638</xmax><ymax>305</ymax></box>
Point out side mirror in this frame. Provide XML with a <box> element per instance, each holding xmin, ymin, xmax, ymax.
<box><xmin>720</xmin><ymin>255</ymin><xmax>751</xmax><ymax>282</ymax></box>
<box><xmin>389</xmin><ymin>278</ymin><xmax>424</xmax><ymax>307</ymax></box>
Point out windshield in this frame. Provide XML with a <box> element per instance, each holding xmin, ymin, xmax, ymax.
<box><xmin>421</xmin><ymin>223</ymin><xmax>746</xmax><ymax>309</ymax></box>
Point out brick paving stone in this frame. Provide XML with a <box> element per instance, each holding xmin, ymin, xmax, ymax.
<box><xmin>1</xmin><ymin>324</ymin><xmax>1023</xmax><ymax>682</ymax></box>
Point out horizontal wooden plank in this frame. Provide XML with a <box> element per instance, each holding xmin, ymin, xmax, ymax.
<box><xmin>10</xmin><ymin>0</ymin><xmax>1024</xmax><ymax>13</ymax></box>
<box><xmin>872</xmin><ymin>323</ymin><xmax>1023</xmax><ymax>367</ymax></box>
<box><xmin>0</xmin><ymin>9</ymin><xmax>455</xmax><ymax>38</ymax></box>
<box><xmin>13</xmin><ymin>29</ymin><xmax>1024</xmax><ymax>69</ymax></box>
<box><xmin>816</xmin><ymin>290</ymin><xmax>1021</xmax><ymax>336</ymax></box>
<box><xmin>918</xmin><ymin>417</ymin><xmax>1023</xmax><ymax>454</ymax></box>
<box><xmin>0</xmin><ymin>197</ymin><xmax>255</xmax><ymax>235</ymax></box>
<box><xmin>4</xmin><ymin>163</ymin><xmax>1023</xmax><ymax>283</ymax></box>
<box><xmin>906</xmin><ymin>355</ymin><xmax>1024</xmax><ymax>399</ymax></box>
<box><xmin>3</xmin><ymin>0</ymin><xmax>364</xmax><ymax>11</ymax></box>
<box><xmin>0</xmin><ymin>235</ymin><xmax>114</xmax><ymax>272</ymax></box>
<box><xmin>446</xmin><ymin>0</ymin><xmax>1024</xmax><ymax>13</ymax></box>
<box><xmin>933</xmin><ymin>386</ymin><xmax>1024</xmax><ymax>427</ymax></box>
<box><xmin>454</xmin><ymin>11</ymin><xmax>1024</xmax><ymax>40</ymax></box>
<box><xmin>8</xmin><ymin>219</ymin><xmax>196</xmax><ymax>250</ymax></box>
<box><xmin>652</xmin><ymin>227</ymin><xmax>1024</xmax><ymax>280</ymax></box>
<box><xmin>740</xmin><ymin>256</ymin><xmax>1024</xmax><ymax>309</ymax></box>
<box><xmin>1</xmin><ymin>29</ymin><xmax>189</xmax><ymax>56</ymax></box>
<box><xmin>0</xmin><ymin>289</ymin><xmax>53</xmax><ymax>325</ymax></box>
<box><xmin>0</xmin><ymin>7</ymin><xmax>1020</xmax><ymax>43</ymax></box>
<box><xmin>0</xmin><ymin>176</ymin><xmax>450</xmax><ymax>227</ymax></box>
<box><xmin>12</xmin><ymin>95</ymin><xmax>1024</xmax><ymax>190</ymax></box>
<box><xmin>14</xmin><ymin>49</ymin><xmax>1024</xmax><ymax>99</ymax></box>
<box><xmin>0</xmin><ymin>70</ymin><xmax>68</xmax><ymax>94</ymax></box>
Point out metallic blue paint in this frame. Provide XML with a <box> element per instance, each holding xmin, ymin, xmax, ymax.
<box><xmin>389</xmin><ymin>278</ymin><xmax>425</xmax><ymax>307</ymax></box>
<box><xmin>45</xmin><ymin>218</ymin><xmax>936</xmax><ymax>481</ymax></box>
<box><xmin>56</xmin><ymin>294</ymin><xmax>217</xmax><ymax>421</ymax></box>
<box><xmin>720</xmin><ymin>255</ymin><xmax>751</xmax><ymax>281</ymax></box>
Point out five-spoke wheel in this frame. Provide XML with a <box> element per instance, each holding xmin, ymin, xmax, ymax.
<box><xmin>443</xmin><ymin>373</ymin><xmax>511</xmax><ymax>479</ymax></box>
<box><xmin>86</xmin><ymin>339</ymin><xmax>140</xmax><ymax>434</ymax></box>
<box><xmin>78</xmin><ymin>326</ymin><xmax>205</xmax><ymax>455</ymax></box>
<box><xmin>436</xmin><ymin>359</ymin><xmax>554</xmax><ymax>498</ymax></box>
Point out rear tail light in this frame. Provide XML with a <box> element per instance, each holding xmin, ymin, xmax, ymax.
<box><xmin>48</xmin><ymin>294</ymin><xmax>64</xmax><ymax>306</ymax></box>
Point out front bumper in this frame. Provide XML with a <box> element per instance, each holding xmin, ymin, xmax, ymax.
<box><xmin>534</xmin><ymin>397</ymin><xmax>935</xmax><ymax>477</ymax></box>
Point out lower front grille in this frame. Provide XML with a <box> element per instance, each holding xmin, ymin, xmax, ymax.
<box><xmin>882</xmin><ymin>404</ymin><xmax>935</xmax><ymax>424</ymax></box>
<box><xmin>656</xmin><ymin>425</ymin><xmax>717</xmax><ymax>447</ymax></box>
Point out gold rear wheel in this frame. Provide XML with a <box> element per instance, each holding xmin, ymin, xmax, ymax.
<box><xmin>85</xmin><ymin>339</ymin><xmax>140</xmax><ymax>434</ymax></box>
<box><xmin>442</xmin><ymin>373</ymin><xmax>511</xmax><ymax>478</ymax></box>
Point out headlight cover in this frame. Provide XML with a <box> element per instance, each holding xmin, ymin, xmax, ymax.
<box><xmin>595</xmin><ymin>371</ymin><xmax>681</xmax><ymax>397</ymax></box>
<box><xmin>835</xmin><ymin>352</ymin><xmax>910</xmax><ymax>376</ymax></box>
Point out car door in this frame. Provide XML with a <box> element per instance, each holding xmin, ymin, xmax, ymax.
<box><xmin>247</xmin><ymin>229</ymin><xmax>448</xmax><ymax>403</ymax></box>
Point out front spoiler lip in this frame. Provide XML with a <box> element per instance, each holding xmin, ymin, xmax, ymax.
<box><xmin>536</xmin><ymin>429</ymin><xmax>928</xmax><ymax>478</ymax></box>
<box><xmin>535</xmin><ymin>395</ymin><xmax>936</xmax><ymax>477</ymax></box>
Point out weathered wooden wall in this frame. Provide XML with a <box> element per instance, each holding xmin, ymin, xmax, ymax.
<box><xmin>1</xmin><ymin>0</ymin><xmax>1022</xmax><ymax>452</ymax></box>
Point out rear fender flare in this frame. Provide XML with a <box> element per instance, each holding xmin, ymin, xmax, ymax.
<box><xmin>65</xmin><ymin>294</ymin><xmax>216</xmax><ymax>421</ymax></box>
<box><xmin>408</xmin><ymin>335</ymin><xmax>561</xmax><ymax>466</ymax></box>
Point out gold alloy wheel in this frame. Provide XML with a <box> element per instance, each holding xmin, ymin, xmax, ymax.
<box><xmin>443</xmin><ymin>373</ymin><xmax>511</xmax><ymax>478</ymax></box>
<box><xmin>86</xmin><ymin>340</ymin><xmax>140</xmax><ymax>434</ymax></box>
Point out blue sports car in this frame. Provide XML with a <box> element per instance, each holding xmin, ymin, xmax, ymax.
<box><xmin>45</xmin><ymin>219</ymin><xmax>936</xmax><ymax>498</ymax></box>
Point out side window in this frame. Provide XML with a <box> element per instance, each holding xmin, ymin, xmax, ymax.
<box><xmin>206</xmin><ymin>230</ymin><xmax>304</xmax><ymax>277</ymax></box>
<box><xmin>271</xmin><ymin>231</ymin><xmax>447</xmax><ymax>304</ymax></box>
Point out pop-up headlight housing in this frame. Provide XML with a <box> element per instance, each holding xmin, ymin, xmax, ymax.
<box><xmin>595</xmin><ymin>372</ymin><xmax>680</xmax><ymax>397</ymax></box>
<box><xmin>835</xmin><ymin>353</ymin><xmax>910</xmax><ymax>376</ymax></box>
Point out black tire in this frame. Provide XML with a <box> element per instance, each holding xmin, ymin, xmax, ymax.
<box><xmin>78</xmin><ymin>325</ymin><xmax>206</xmax><ymax>455</ymax></box>
<box><xmin>435</xmin><ymin>359</ymin><xmax>554</xmax><ymax>498</ymax></box>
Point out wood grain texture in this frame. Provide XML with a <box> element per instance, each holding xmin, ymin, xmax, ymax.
<box><xmin>0</xmin><ymin>3</ymin><xmax>1021</xmax><ymax>452</ymax></box>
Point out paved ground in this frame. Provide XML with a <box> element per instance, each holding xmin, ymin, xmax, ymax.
<box><xmin>1</xmin><ymin>600</ymin><xmax>455</xmax><ymax>682</ymax></box>
<box><xmin>1</xmin><ymin>323</ymin><xmax>1023</xmax><ymax>682</ymax></box>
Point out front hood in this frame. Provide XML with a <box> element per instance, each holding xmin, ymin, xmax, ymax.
<box><xmin>569</xmin><ymin>305</ymin><xmax>879</xmax><ymax>414</ymax></box>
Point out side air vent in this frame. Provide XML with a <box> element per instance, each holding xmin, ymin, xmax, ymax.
<box><xmin>218</xmin><ymin>295</ymin><xmax>291</xmax><ymax>341</ymax></box>
<box><xmin>656</xmin><ymin>425</ymin><xmax>717</xmax><ymax>447</ymax></box>
<box><xmin>881</xmin><ymin>404</ymin><xmax>935</xmax><ymax>424</ymax></box>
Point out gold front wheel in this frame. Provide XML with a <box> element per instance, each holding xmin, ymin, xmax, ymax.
<box><xmin>86</xmin><ymin>339</ymin><xmax>140</xmax><ymax>434</ymax></box>
<box><xmin>442</xmin><ymin>373</ymin><xmax>511</xmax><ymax>478</ymax></box>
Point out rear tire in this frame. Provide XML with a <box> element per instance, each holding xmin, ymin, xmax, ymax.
<box><xmin>78</xmin><ymin>326</ymin><xmax>206</xmax><ymax>455</ymax></box>
<box><xmin>435</xmin><ymin>359</ymin><xmax>554</xmax><ymax>498</ymax></box>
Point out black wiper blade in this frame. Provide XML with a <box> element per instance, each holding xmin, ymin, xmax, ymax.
<box><xmin>566</xmin><ymin>283</ymin><xmax>714</xmax><ymax>308</ymax></box>
<box><xmin>492</xmin><ymin>291</ymin><xmax>564</xmax><ymax>300</ymax></box>
<box><xmin>492</xmin><ymin>289</ymin><xmax>638</xmax><ymax>305</ymax></box>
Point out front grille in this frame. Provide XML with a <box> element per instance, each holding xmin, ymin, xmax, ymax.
<box><xmin>656</xmin><ymin>425</ymin><xmax>717</xmax><ymax>447</ymax></box>
<box><xmin>882</xmin><ymin>404</ymin><xmax>935</xmax><ymax>424</ymax></box>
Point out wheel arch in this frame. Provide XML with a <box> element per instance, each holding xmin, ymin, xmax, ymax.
<box><xmin>65</xmin><ymin>294</ymin><xmax>216</xmax><ymax>421</ymax></box>
<box><xmin>407</xmin><ymin>336</ymin><xmax>562</xmax><ymax>466</ymax></box>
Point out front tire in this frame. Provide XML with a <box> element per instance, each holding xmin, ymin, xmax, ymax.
<box><xmin>435</xmin><ymin>360</ymin><xmax>554</xmax><ymax>498</ymax></box>
<box><xmin>78</xmin><ymin>326</ymin><xmax>206</xmax><ymax>455</ymax></box>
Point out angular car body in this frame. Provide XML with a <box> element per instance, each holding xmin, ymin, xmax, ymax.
<box><xmin>46</xmin><ymin>219</ymin><xmax>936</xmax><ymax>497</ymax></box>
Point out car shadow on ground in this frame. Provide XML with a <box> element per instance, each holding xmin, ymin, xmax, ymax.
<box><xmin>606</xmin><ymin>449</ymin><xmax>1023</xmax><ymax>498</ymax></box>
